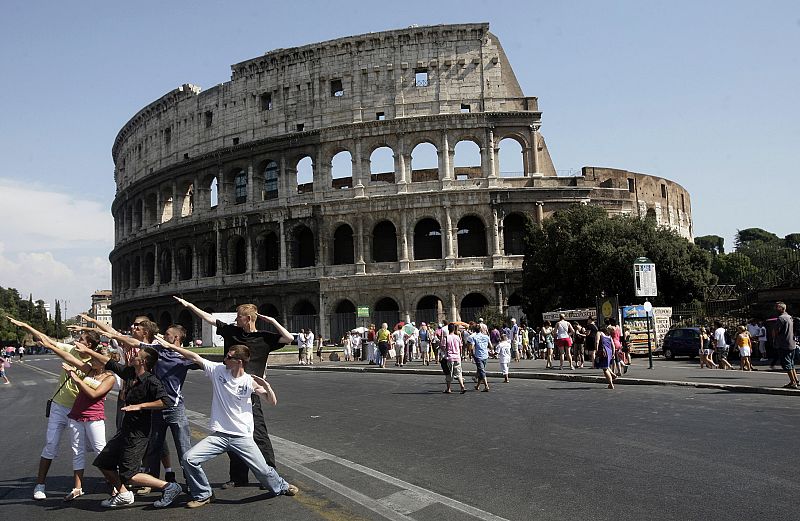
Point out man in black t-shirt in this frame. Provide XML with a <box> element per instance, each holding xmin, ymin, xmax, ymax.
<box><xmin>174</xmin><ymin>296</ymin><xmax>293</xmax><ymax>488</ymax></box>
<box><xmin>584</xmin><ymin>317</ymin><xmax>599</xmax><ymax>366</ymax></box>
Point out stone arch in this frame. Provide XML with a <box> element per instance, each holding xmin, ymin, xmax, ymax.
<box><xmin>330</xmin><ymin>299</ymin><xmax>357</xmax><ymax>342</ymax></box>
<box><xmin>410</xmin><ymin>142</ymin><xmax>438</xmax><ymax>182</ymax></box>
<box><xmin>159</xmin><ymin>248</ymin><xmax>173</xmax><ymax>283</ymax></box>
<box><xmin>373</xmin><ymin>297</ymin><xmax>400</xmax><ymax>328</ymax></box>
<box><xmin>333</xmin><ymin>223</ymin><xmax>355</xmax><ymax>265</ymax></box>
<box><xmin>498</xmin><ymin>136</ymin><xmax>526</xmax><ymax>177</ymax></box>
<box><xmin>256</xmin><ymin>303</ymin><xmax>281</xmax><ymax>331</ymax></box>
<box><xmin>179</xmin><ymin>180</ymin><xmax>194</xmax><ymax>217</ymax></box>
<box><xmin>415</xmin><ymin>294</ymin><xmax>446</xmax><ymax>326</ymax></box>
<box><xmin>372</xmin><ymin>220</ymin><xmax>398</xmax><ymax>262</ymax></box>
<box><xmin>369</xmin><ymin>145</ymin><xmax>395</xmax><ymax>184</ymax></box>
<box><xmin>160</xmin><ymin>186</ymin><xmax>174</xmax><ymax>222</ymax></box>
<box><xmin>289</xmin><ymin>299</ymin><xmax>317</xmax><ymax>334</ymax></box>
<box><xmin>144</xmin><ymin>193</ymin><xmax>158</xmax><ymax>226</ymax></box>
<box><xmin>503</xmin><ymin>212</ymin><xmax>528</xmax><ymax>255</ymax></box>
<box><xmin>413</xmin><ymin>218</ymin><xmax>442</xmax><ymax>260</ymax></box>
<box><xmin>453</xmin><ymin>139</ymin><xmax>481</xmax><ymax>181</ymax></box>
<box><xmin>176</xmin><ymin>309</ymin><xmax>195</xmax><ymax>343</ymax></box>
<box><xmin>457</xmin><ymin>215</ymin><xmax>488</xmax><ymax>257</ymax></box>
<box><xmin>176</xmin><ymin>245</ymin><xmax>193</xmax><ymax>280</ymax></box>
<box><xmin>227</xmin><ymin>235</ymin><xmax>247</xmax><ymax>274</ymax></box>
<box><xmin>144</xmin><ymin>251</ymin><xmax>155</xmax><ymax>285</ymax></box>
<box><xmin>209</xmin><ymin>176</ymin><xmax>219</xmax><ymax>207</ymax></box>
<box><xmin>330</xmin><ymin>150</ymin><xmax>353</xmax><ymax>189</ymax></box>
<box><xmin>261</xmin><ymin>160</ymin><xmax>279</xmax><ymax>200</ymax></box>
<box><xmin>231</xmin><ymin>168</ymin><xmax>247</xmax><ymax>204</ymax></box>
<box><xmin>296</xmin><ymin>156</ymin><xmax>314</xmax><ymax>194</ymax></box>
<box><xmin>199</xmin><ymin>241</ymin><xmax>216</xmax><ymax>277</ymax></box>
<box><xmin>291</xmin><ymin>225</ymin><xmax>315</xmax><ymax>268</ymax></box>
<box><xmin>460</xmin><ymin>292</ymin><xmax>490</xmax><ymax>322</ymax></box>
<box><xmin>255</xmin><ymin>231</ymin><xmax>280</xmax><ymax>271</ymax></box>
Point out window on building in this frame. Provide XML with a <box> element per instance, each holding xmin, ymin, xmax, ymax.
<box><xmin>415</xmin><ymin>69</ymin><xmax>429</xmax><ymax>87</ymax></box>
<box><xmin>296</xmin><ymin>123</ymin><xmax>305</xmax><ymax>132</ymax></box>
<box><xmin>661</xmin><ymin>184</ymin><xmax>667</xmax><ymax>199</ymax></box>
<box><xmin>330</xmin><ymin>79</ymin><xmax>344</xmax><ymax>97</ymax></box>
<box><xmin>628</xmin><ymin>178</ymin><xmax>635</xmax><ymax>193</ymax></box>
<box><xmin>164</xmin><ymin>127</ymin><xmax>171</xmax><ymax>145</ymax></box>
<box><xmin>376</xmin><ymin>112</ymin><xmax>385</xmax><ymax>120</ymax></box>
<box><xmin>232</xmin><ymin>137</ymin><xmax>240</xmax><ymax>146</ymax></box>
<box><xmin>260</xmin><ymin>92</ymin><xmax>272</xmax><ymax>111</ymax></box>
<box><xmin>234</xmin><ymin>170</ymin><xmax>247</xmax><ymax>204</ymax></box>
<box><xmin>263</xmin><ymin>161</ymin><xmax>279</xmax><ymax>200</ymax></box>
<box><xmin>205</xmin><ymin>111</ymin><xmax>213</xmax><ymax>128</ymax></box>
<box><xmin>460</xmin><ymin>103</ymin><xmax>471</xmax><ymax>113</ymax></box>
<box><xmin>681</xmin><ymin>193</ymin><xmax>685</xmax><ymax>212</ymax></box>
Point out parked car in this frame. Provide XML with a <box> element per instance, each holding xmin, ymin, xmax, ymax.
<box><xmin>662</xmin><ymin>327</ymin><xmax>701</xmax><ymax>359</ymax></box>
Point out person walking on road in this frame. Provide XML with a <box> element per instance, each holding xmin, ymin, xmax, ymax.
<box><xmin>540</xmin><ymin>321</ymin><xmax>555</xmax><ymax>369</ymax></box>
<box><xmin>496</xmin><ymin>333</ymin><xmax>512</xmax><ymax>383</ymax></box>
<box><xmin>713</xmin><ymin>321</ymin><xmax>734</xmax><ymax>370</ymax></box>
<box><xmin>470</xmin><ymin>324</ymin><xmax>491</xmax><ymax>391</ymax></box>
<box><xmin>596</xmin><ymin>325</ymin><xmax>617</xmax><ymax>389</ymax></box>
<box><xmin>699</xmin><ymin>327</ymin><xmax>717</xmax><ymax>369</ymax></box>
<box><xmin>584</xmin><ymin>318</ymin><xmax>598</xmax><ymax>368</ymax></box>
<box><xmin>735</xmin><ymin>325</ymin><xmax>754</xmax><ymax>371</ymax></box>
<box><xmin>157</xmin><ymin>342</ymin><xmax>298</xmax><ymax>508</ymax></box>
<box><xmin>555</xmin><ymin>314</ymin><xmax>575</xmax><ymax>370</ymax></box>
<box><xmin>443</xmin><ymin>324</ymin><xmax>466</xmax><ymax>394</ymax></box>
<box><xmin>376</xmin><ymin>323</ymin><xmax>390</xmax><ymax>368</ymax></box>
<box><xmin>773</xmin><ymin>302</ymin><xmax>798</xmax><ymax>389</ymax></box>
<box><xmin>0</xmin><ymin>354</ymin><xmax>10</xmax><ymax>384</ymax></box>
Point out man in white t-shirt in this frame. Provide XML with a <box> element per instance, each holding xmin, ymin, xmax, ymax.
<box><xmin>713</xmin><ymin>321</ymin><xmax>733</xmax><ymax>370</ymax></box>
<box><xmin>160</xmin><ymin>342</ymin><xmax>298</xmax><ymax>508</ymax></box>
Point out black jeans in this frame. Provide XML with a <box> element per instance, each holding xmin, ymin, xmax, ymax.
<box><xmin>228</xmin><ymin>393</ymin><xmax>276</xmax><ymax>483</ymax></box>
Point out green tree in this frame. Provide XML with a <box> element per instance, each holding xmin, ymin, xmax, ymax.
<box><xmin>735</xmin><ymin>228</ymin><xmax>781</xmax><ymax>249</ymax></box>
<box><xmin>711</xmin><ymin>252</ymin><xmax>758</xmax><ymax>284</ymax></box>
<box><xmin>695</xmin><ymin>235</ymin><xmax>725</xmax><ymax>255</ymax></box>
<box><xmin>784</xmin><ymin>233</ymin><xmax>800</xmax><ymax>250</ymax></box>
<box><xmin>520</xmin><ymin>205</ymin><xmax>715</xmax><ymax>320</ymax></box>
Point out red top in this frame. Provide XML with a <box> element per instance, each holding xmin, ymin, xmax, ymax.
<box><xmin>68</xmin><ymin>376</ymin><xmax>108</xmax><ymax>422</ymax></box>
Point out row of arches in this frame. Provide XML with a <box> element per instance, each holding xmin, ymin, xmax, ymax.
<box><xmin>114</xmin><ymin>213</ymin><xmax>530</xmax><ymax>290</ymax></box>
<box><xmin>115</xmin><ymin>135</ymin><xmax>535</xmax><ymax>240</ymax></box>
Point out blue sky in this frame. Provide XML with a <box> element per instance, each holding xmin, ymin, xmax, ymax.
<box><xmin>1</xmin><ymin>0</ymin><xmax>798</xmax><ymax>314</ymax></box>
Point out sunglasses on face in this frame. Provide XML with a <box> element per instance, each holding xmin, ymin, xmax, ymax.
<box><xmin>132</xmin><ymin>322</ymin><xmax>144</xmax><ymax>327</ymax></box>
<box><xmin>225</xmin><ymin>354</ymin><xmax>242</xmax><ymax>362</ymax></box>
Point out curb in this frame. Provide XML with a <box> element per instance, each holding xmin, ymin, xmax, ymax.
<box><xmin>271</xmin><ymin>364</ymin><xmax>800</xmax><ymax>396</ymax></box>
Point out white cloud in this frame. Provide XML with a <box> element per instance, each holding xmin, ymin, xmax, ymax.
<box><xmin>0</xmin><ymin>178</ymin><xmax>113</xmax><ymax>252</ymax></box>
<box><xmin>0</xmin><ymin>177</ymin><xmax>113</xmax><ymax>315</ymax></box>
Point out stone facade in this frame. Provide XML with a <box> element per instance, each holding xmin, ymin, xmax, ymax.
<box><xmin>109</xmin><ymin>23</ymin><xmax>692</xmax><ymax>341</ymax></box>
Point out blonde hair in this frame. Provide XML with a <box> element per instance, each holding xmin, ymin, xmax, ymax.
<box><xmin>236</xmin><ymin>304</ymin><xmax>258</xmax><ymax>323</ymax></box>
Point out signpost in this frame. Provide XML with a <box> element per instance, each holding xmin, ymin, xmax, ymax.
<box><xmin>633</xmin><ymin>257</ymin><xmax>657</xmax><ymax>369</ymax></box>
<box><xmin>643</xmin><ymin>300</ymin><xmax>654</xmax><ymax>369</ymax></box>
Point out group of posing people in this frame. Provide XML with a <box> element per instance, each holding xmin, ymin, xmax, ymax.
<box><xmin>8</xmin><ymin>295</ymin><xmax>299</xmax><ymax>509</ymax></box>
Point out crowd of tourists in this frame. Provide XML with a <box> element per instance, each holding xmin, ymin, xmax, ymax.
<box><xmin>5</xmin><ymin>295</ymin><xmax>299</xmax><ymax>509</ymax></box>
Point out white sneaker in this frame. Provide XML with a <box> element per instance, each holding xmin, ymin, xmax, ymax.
<box><xmin>33</xmin><ymin>484</ymin><xmax>46</xmax><ymax>500</ymax></box>
<box><xmin>153</xmin><ymin>482</ymin><xmax>182</xmax><ymax>508</ymax></box>
<box><xmin>101</xmin><ymin>491</ymin><xmax>134</xmax><ymax>508</ymax></box>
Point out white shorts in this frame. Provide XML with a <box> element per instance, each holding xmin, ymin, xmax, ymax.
<box><xmin>739</xmin><ymin>347</ymin><xmax>751</xmax><ymax>357</ymax></box>
<box><xmin>41</xmin><ymin>401</ymin><xmax>72</xmax><ymax>460</ymax></box>
<box><xmin>499</xmin><ymin>361</ymin><xmax>509</xmax><ymax>375</ymax></box>
<box><xmin>69</xmin><ymin>419</ymin><xmax>107</xmax><ymax>470</ymax></box>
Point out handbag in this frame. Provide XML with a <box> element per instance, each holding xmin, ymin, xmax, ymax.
<box><xmin>46</xmin><ymin>376</ymin><xmax>70</xmax><ymax>418</ymax></box>
<box><xmin>388</xmin><ymin>348</ymin><xmax>396</xmax><ymax>358</ymax></box>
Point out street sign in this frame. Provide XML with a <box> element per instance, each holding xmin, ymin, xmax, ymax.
<box><xmin>633</xmin><ymin>257</ymin><xmax>657</xmax><ymax>297</ymax></box>
<box><xmin>357</xmin><ymin>306</ymin><xmax>370</xmax><ymax>318</ymax></box>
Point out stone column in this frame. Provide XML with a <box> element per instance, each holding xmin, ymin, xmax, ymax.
<box><xmin>215</xmin><ymin>224</ymin><xmax>224</xmax><ymax>277</ymax></box>
<box><xmin>530</xmin><ymin>125</ymin><xmax>541</xmax><ymax>175</ymax></box>
<box><xmin>278</xmin><ymin>156</ymin><xmax>288</xmax><ymax>203</ymax></box>
<box><xmin>278</xmin><ymin>217</ymin><xmax>287</xmax><ymax>277</ymax></box>
<box><xmin>317</xmin><ymin>222</ymin><xmax>326</xmax><ymax>276</ymax></box>
<box><xmin>395</xmin><ymin>135</ymin><xmax>408</xmax><ymax>192</ymax></box>
<box><xmin>191</xmin><ymin>245</ymin><xmax>198</xmax><ymax>280</ymax></box>
<box><xmin>245</xmin><ymin>231</ymin><xmax>253</xmax><ymax>276</ymax></box>
<box><xmin>487</xmin><ymin>127</ymin><xmax>498</xmax><ymax>180</ymax></box>
<box><xmin>492</xmin><ymin>208</ymin><xmax>502</xmax><ymax>256</ymax></box>
<box><xmin>444</xmin><ymin>205</ymin><xmax>455</xmax><ymax>269</ymax></box>
<box><xmin>356</xmin><ymin>218</ymin><xmax>366</xmax><ymax>274</ymax></box>
<box><xmin>450</xmin><ymin>292</ymin><xmax>458</xmax><ymax>322</ymax></box>
<box><xmin>318</xmin><ymin>292</ymin><xmax>328</xmax><ymax>342</ymax></box>
<box><xmin>216</xmin><ymin>168</ymin><xmax>225</xmax><ymax>208</ymax></box>
<box><xmin>400</xmin><ymin>213</ymin><xmax>410</xmax><ymax>272</ymax></box>
<box><xmin>153</xmin><ymin>243</ymin><xmax>160</xmax><ymax>285</ymax></box>
<box><xmin>535</xmin><ymin>202</ymin><xmax>544</xmax><ymax>227</ymax></box>
<box><xmin>170</xmin><ymin>247</ymin><xmax>178</xmax><ymax>283</ymax></box>
<box><xmin>353</xmin><ymin>140</ymin><xmax>365</xmax><ymax>198</ymax></box>
<box><xmin>247</xmin><ymin>162</ymin><xmax>255</xmax><ymax>204</ymax></box>
<box><xmin>156</xmin><ymin>191</ymin><xmax>163</xmax><ymax>224</ymax></box>
<box><xmin>314</xmin><ymin>148</ymin><xmax>325</xmax><ymax>202</ymax></box>
<box><xmin>171</xmin><ymin>181</ymin><xmax>178</xmax><ymax>221</ymax></box>
<box><xmin>439</xmin><ymin>130</ymin><xmax>453</xmax><ymax>188</ymax></box>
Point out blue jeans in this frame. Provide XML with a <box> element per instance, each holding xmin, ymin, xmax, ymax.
<box><xmin>145</xmin><ymin>404</ymin><xmax>192</xmax><ymax>479</ymax></box>
<box><xmin>183</xmin><ymin>432</ymin><xmax>288</xmax><ymax>501</ymax></box>
<box><xmin>474</xmin><ymin>357</ymin><xmax>487</xmax><ymax>380</ymax></box>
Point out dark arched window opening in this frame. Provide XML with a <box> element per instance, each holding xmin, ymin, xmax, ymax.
<box><xmin>228</xmin><ymin>236</ymin><xmax>247</xmax><ymax>274</ymax></box>
<box><xmin>256</xmin><ymin>232</ymin><xmax>280</xmax><ymax>271</ymax></box>
<box><xmin>256</xmin><ymin>303</ymin><xmax>281</xmax><ymax>331</ymax></box>
<box><xmin>131</xmin><ymin>257</ymin><xmax>141</xmax><ymax>288</ymax></box>
<box><xmin>372</xmin><ymin>221</ymin><xmax>397</xmax><ymax>262</ymax></box>
<box><xmin>503</xmin><ymin>213</ymin><xmax>528</xmax><ymax>255</ymax></box>
<box><xmin>415</xmin><ymin>295</ymin><xmax>445</xmax><ymax>326</ymax></box>
<box><xmin>263</xmin><ymin>161</ymin><xmax>278</xmax><ymax>200</ymax></box>
<box><xmin>333</xmin><ymin>224</ymin><xmax>354</xmax><ymax>265</ymax></box>
<box><xmin>159</xmin><ymin>249</ymin><xmax>173</xmax><ymax>284</ymax></box>
<box><xmin>144</xmin><ymin>252</ymin><xmax>155</xmax><ymax>285</ymax></box>
<box><xmin>457</xmin><ymin>215</ymin><xmax>487</xmax><ymax>257</ymax></box>
<box><xmin>293</xmin><ymin>226</ymin><xmax>315</xmax><ymax>268</ymax></box>
<box><xmin>331</xmin><ymin>300</ymin><xmax>357</xmax><ymax>342</ymax></box>
<box><xmin>122</xmin><ymin>261</ymin><xmax>130</xmax><ymax>290</ymax></box>
<box><xmin>177</xmin><ymin>246</ymin><xmax>193</xmax><ymax>280</ymax></box>
<box><xmin>460</xmin><ymin>293</ymin><xmax>489</xmax><ymax>322</ymax></box>
<box><xmin>413</xmin><ymin>218</ymin><xmax>442</xmax><ymax>260</ymax></box>
<box><xmin>234</xmin><ymin>170</ymin><xmax>247</xmax><ymax>204</ymax></box>
<box><xmin>158</xmin><ymin>311</ymin><xmax>172</xmax><ymax>337</ymax></box>
<box><xmin>374</xmin><ymin>297</ymin><xmax>400</xmax><ymax>328</ymax></box>
<box><xmin>289</xmin><ymin>300</ymin><xmax>317</xmax><ymax>334</ymax></box>
<box><xmin>200</xmin><ymin>243</ymin><xmax>216</xmax><ymax>277</ymax></box>
<box><xmin>177</xmin><ymin>309</ymin><xmax>195</xmax><ymax>343</ymax></box>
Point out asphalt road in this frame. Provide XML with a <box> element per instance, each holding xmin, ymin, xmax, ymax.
<box><xmin>1</xmin><ymin>356</ymin><xmax>797</xmax><ymax>520</ymax></box>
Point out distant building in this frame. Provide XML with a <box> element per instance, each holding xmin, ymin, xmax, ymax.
<box><xmin>43</xmin><ymin>302</ymin><xmax>51</xmax><ymax>320</ymax></box>
<box><xmin>90</xmin><ymin>290</ymin><xmax>113</xmax><ymax>327</ymax></box>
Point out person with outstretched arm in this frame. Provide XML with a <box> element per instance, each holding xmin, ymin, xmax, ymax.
<box><xmin>154</xmin><ymin>338</ymin><xmax>298</xmax><ymax>508</ymax></box>
<box><xmin>72</xmin><ymin>342</ymin><xmax>182</xmax><ymax>508</ymax></box>
<box><xmin>174</xmin><ymin>295</ymin><xmax>292</xmax><ymax>489</ymax></box>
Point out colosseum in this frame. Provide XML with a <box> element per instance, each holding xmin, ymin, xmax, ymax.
<box><xmin>110</xmin><ymin>22</ymin><xmax>693</xmax><ymax>341</ymax></box>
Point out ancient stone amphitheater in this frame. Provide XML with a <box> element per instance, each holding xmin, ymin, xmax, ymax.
<box><xmin>110</xmin><ymin>22</ymin><xmax>693</xmax><ymax>341</ymax></box>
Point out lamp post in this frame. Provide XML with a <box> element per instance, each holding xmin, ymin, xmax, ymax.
<box><xmin>643</xmin><ymin>300</ymin><xmax>653</xmax><ymax>369</ymax></box>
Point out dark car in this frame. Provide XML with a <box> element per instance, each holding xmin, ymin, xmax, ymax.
<box><xmin>662</xmin><ymin>327</ymin><xmax>701</xmax><ymax>359</ymax></box>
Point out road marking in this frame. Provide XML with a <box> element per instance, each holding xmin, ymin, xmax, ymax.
<box><xmin>20</xmin><ymin>380</ymin><xmax>37</xmax><ymax>386</ymax></box>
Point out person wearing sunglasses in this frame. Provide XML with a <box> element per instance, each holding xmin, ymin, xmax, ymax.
<box><xmin>155</xmin><ymin>340</ymin><xmax>298</xmax><ymax>508</ymax></box>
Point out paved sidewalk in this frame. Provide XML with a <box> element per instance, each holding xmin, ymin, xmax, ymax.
<box><xmin>272</xmin><ymin>355</ymin><xmax>800</xmax><ymax>396</ymax></box>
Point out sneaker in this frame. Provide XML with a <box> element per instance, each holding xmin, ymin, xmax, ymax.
<box><xmin>154</xmin><ymin>482</ymin><xmax>182</xmax><ymax>508</ymax></box>
<box><xmin>64</xmin><ymin>488</ymin><xmax>84</xmax><ymax>502</ymax></box>
<box><xmin>186</xmin><ymin>496</ymin><xmax>213</xmax><ymax>508</ymax></box>
<box><xmin>164</xmin><ymin>471</ymin><xmax>176</xmax><ymax>483</ymax></box>
<box><xmin>221</xmin><ymin>480</ymin><xmax>246</xmax><ymax>490</ymax></box>
<box><xmin>284</xmin><ymin>484</ymin><xmax>299</xmax><ymax>496</ymax></box>
<box><xmin>134</xmin><ymin>486</ymin><xmax>152</xmax><ymax>495</ymax></box>
<box><xmin>33</xmin><ymin>484</ymin><xmax>46</xmax><ymax>500</ymax></box>
<box><xmin>101</xmin><ymin>490</ymin><xmax>134</xmax><ymax>508</ymax></box>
